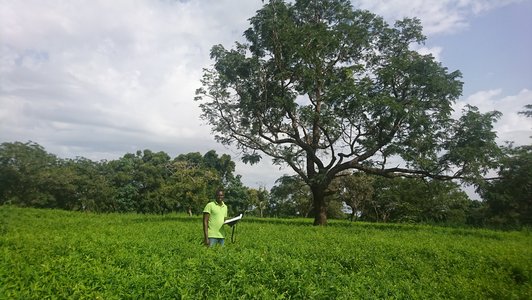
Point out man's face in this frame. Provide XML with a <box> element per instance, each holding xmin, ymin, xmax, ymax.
<box><xmin>216</xmin><ymin>191</ymin><xmax>224</xmax><ymax>203</ymax></box>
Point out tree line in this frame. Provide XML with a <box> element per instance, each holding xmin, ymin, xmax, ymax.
<box><xmin>1</xmin><ymin>140</ymin><xmax>530</xmax><ymax>228</ymax></box>
<box><xmin>0</xmin><ymin>141</ymin><xmax>251</xmax><ymax>215</ymax></box>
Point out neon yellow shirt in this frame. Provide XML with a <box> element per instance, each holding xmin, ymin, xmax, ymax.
<box><xmin>203</xmin><ymin>201</ymin><xmax>228</xmax><ymax>238</ymax></box>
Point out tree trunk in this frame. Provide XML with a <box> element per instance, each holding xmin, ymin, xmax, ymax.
<box><xmin>312</xmin><ymin>186</ymin><xmax>328</xmax><ymax>226</ymax></box>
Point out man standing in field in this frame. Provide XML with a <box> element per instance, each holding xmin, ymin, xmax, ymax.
<box><xmin>203</xmin><ymin>189</ymin><xmax>228</xmax><ymax>247</ymax></box>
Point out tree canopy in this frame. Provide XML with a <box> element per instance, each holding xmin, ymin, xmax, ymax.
<box><xmin>479</xmin><ymin>105</ymin><xmax>532</xmax><ymax>227</ymax></box>
<box><xmin>0</xmin><ymin>141</ymin><xmax>246</xmax><ymax>215</ymax></box>
<box><xmin>195</xmin><ymin>0</ymin><xmax>502</xmax><ymax>225</ymax></box>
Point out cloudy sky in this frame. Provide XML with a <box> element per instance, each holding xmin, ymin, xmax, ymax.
<box><xmin>1</xmin><ymin>0</ymin><xmax>531</xmax><ymax>189</ymax></box>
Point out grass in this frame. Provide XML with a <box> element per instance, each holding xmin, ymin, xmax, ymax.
<box><xmin>1</xmin><ymin>206</ymin><xmax>530</xmax><ymax>299</ymax></box>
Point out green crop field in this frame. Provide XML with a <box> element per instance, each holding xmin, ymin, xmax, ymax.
<box><xmin>1</xmin><ymin>206</ymin><xmax>530</xmax><ymax>299</ymax></box>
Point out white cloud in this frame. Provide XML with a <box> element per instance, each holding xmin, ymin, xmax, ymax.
<box><xmin>353</xmin><ymin>0</ymin><xmax>522</xmax><ymax>35</ymax></box>
<box><xmin>411</xmin><ymin>45</ymin><xmax>443</xmax><ymax>61</ymax></box>
<box><xmin>454</xmin><ymin>89</ymin><xmax>532</xmax><ymax>146</ymax></box>
<box><xmin>0</xmin><ymin>0</ymin><xmax>261</xmax><ymax>155</ymax></box>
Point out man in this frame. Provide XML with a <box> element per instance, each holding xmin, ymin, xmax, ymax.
<box><xmin>203</xmin><ymin>189</ymin><xmax>228</xmax><ymax>247</ymax></box>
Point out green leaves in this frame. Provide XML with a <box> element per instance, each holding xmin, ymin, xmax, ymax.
<box><xmin>441</xmin><ymin>105</ymin><xmax>503</xmax><ymax>182</ymax></box>
<box><xmin>241</xmin><ymin>152</ymin><xmax>262</xmax><ymax>165</ymax></box>
<box><xmin>479</xmin><ymin>144</ymin><xmax>532</xmax><ymax>227</ymax></box>
<box><xmin>1</xmin><ymin>207</ymin><xmax>531</xmax><ymax>299</ymax></box>
<box><xmin>0</xmin><ymin>142</ymin><xmax>247</xmax><ymax>214</ymax></box>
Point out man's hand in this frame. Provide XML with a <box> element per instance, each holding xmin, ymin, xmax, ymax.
<box><xmin>203</xmin><ymin>212</ymin><xmax>210</xmax><ymax>247</ymax></box>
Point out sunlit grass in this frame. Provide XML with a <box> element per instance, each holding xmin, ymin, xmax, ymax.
<box><xmin>1</xmin><ymin>206</ymin><xmax>530</xmax><ymax>299</ymax></box>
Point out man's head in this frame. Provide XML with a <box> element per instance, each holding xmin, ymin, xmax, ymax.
<box><xmin>215</xmin><ymin>189</ymin><xmax>224</xmax><ymax>204</ymax></box>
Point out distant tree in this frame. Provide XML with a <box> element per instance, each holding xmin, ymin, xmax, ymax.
<box><xmin>195</xmin><ymin>0</ymin><xmax>502</xmax><ymax>225</ymax></box>
<box><xmin>176</xmin><ymin>150</ymin><xmax>236</xmax><ymax>185</ymax></box>
<box><xmin>203</xmin><ymin>150</ymin><xmax>236</xmax><ymax>185</ymax></box>
<box><xmin>107</xmin><ymin>153</ymin><xmax>141</xmax><ymax>212</ymax></box>
<box><xmin>478</xmin><ymin>105</ymin><xmax>532</xmax><ymax>227</ymax></box>
<box><xmin>165</xmin><ymin>160</ymin><xmax>220</xmax><ymax>215</ymax></box>
<box><xmin>323</xmin><ymin>195</ymin><xmax>347</xmax><ymax>220</ymax></box>
<box><xmin>364</xmin><ymin>177</ymin><xmax>470</xmax><ymax>224</ymax></box>
<box><xmin>136</xmin><ymin>150</ymin><xmax>172</xmax><ymax>213</ymax></box>
<box><xmin>270</xmin><ymin>175</ymin><xmax>313</xmax><ymax>217</ymax></box>
<box><xmin>0</xmin><ymin>141</ymin><xmax>110</xmax><ymax>210</ymax></box>
<box><xmin>331</xmin><ymin>172</ymin><xmax>374</xmax><ymax>221</ymax></box>
<box><xmin>479</xmin><ymin>104</ymin><xmax>532</xmax><ymax>227</ymax></box>
<box><xmin>466</xmin><ymin>200</ymin><xmax>488</xmax><ymax>227</ymax></box>
<box><xmin>247</xmin><ymin>187</ymin><xmax>270</xmax><ymax>217</ymax></box>
<box><xmin>106</xmin><ymin>150</ymin><xmax>172</xmax><ymax>213</ymax></box>
<box><xmin>40</xmin><ymin>162</ymin><xmax>80</xmax><ymax>210</ymax></box>
<box><xmin>175</xmin><ymin>152</ymin><xmax>204</xmax><ymax>166</ymax></box>
<box><xmin>66</xmin><ymin>157</ymin><xmax>116</xmax><ymax>212</ymax></box>
<box><xmin>0</xmin><ymin>141</ymin><xmax>61</xmax><ymax>207</ymax></box>
<box><xmin>174</xmin><ymin>151</ymin><xmax>243</xmax><ymax>215</ymax></box>
<box><xmin>225</xmin><ymin>175</ymin><xmax>250</xmax><ymax>216</ymax></box>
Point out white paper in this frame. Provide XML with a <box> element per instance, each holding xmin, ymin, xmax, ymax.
<box><xmin>224</xmin><ymin>213</ymin><xmax>243</xmax><ymax>225</ymax></box>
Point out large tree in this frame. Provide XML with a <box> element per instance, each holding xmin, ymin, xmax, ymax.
<box><xmin>195</xmin><ymin>0</ymin><xmax>502</xmax><ymax>225</ymax></box>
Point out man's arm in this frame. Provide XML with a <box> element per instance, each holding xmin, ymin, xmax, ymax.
<box><xmin>203</xmin><ymin>212</ymin><xmax>209</xmax><ymax>246</ymax></box>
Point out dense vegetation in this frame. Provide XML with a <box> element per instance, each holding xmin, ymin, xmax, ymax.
<box><xmin>0</xmin><ymin>141</ymin><xmax>250</xmax><ymax>216</ymax></box>
<box><xmin>1</xmin><ymin>206</ymin><xmax>530</xmax><ymax>299</ymax></box>
<box><xmin>1</xmin><ymin>140</ymin><xmax>531</xmax><ymax>228</ymax></box>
